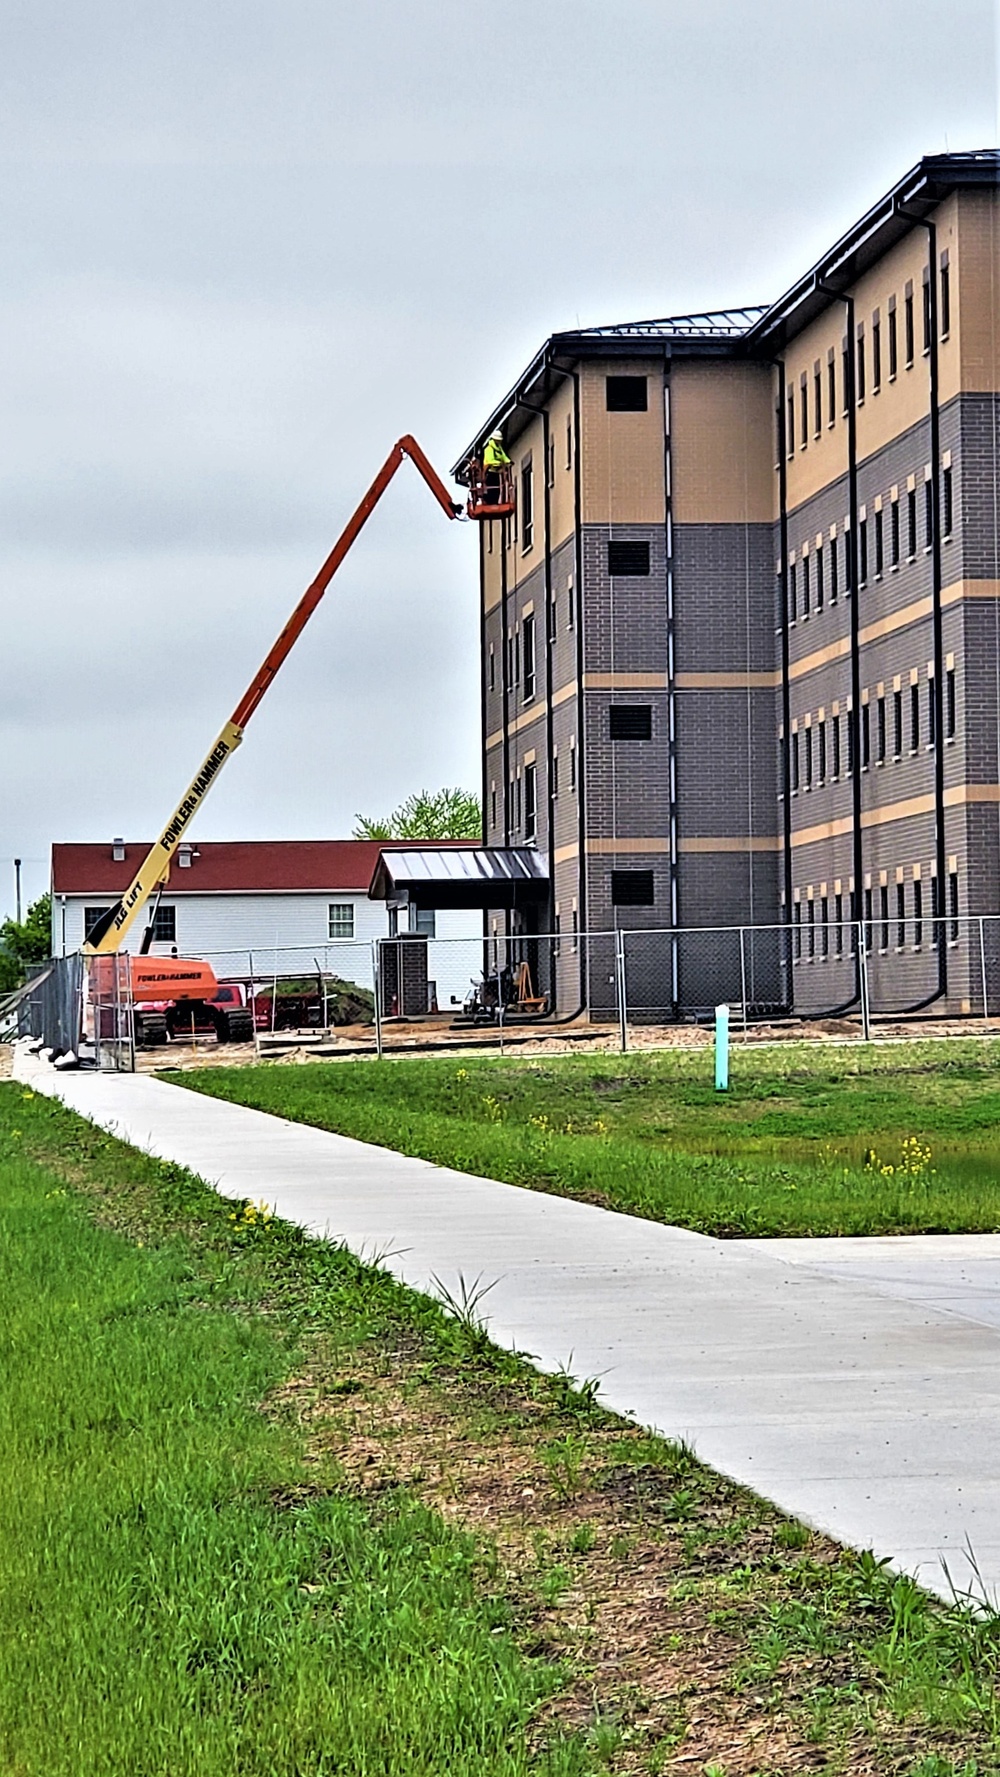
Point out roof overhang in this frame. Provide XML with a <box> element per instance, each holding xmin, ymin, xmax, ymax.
<box><xmin>368</xmin><ymin>847</ymin><xmax>549</xmax><ymax>910</ymax></box>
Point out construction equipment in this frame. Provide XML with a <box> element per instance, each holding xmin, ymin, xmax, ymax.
<box><xmin>83</xmin><ymin>436</ymin><xmax>462</xmax><ymax>967</ymax></box>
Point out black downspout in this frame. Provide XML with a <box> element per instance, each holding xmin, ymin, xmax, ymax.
<box><xmin>517</xmin><ymin>388</ymin><xmax>557</xmax><ymax>1008</ymax></box>
<box><xmin>776</xmin><ymin>363</ymin><xmax>794</xmax><ymax>1000</ymax></box>
<box><xmin>896</xmin><ymin>205</ymin><xmax>947</xmax><ymax>1002</ymax></box>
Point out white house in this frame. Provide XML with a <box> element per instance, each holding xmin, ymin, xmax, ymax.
<box><xmin>51</xmin><ymin>838</ymin><xmax>485</xmax><ymax>1010</ymax></box>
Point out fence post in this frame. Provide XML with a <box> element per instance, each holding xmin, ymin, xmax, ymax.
<box><xmin>858</xmin><ymin>922</ymin><xmax>871</xmax><ymax>1041</ymax></box>
<box><xmin>980</xmin><ymin>916</ymin><xmax>989</xmax><ymax>1027</ymax></box>
<box><xmin>615</xmin><ymin>928</ymin><xmax>628</xmax><ymax>1053</ymax></box>
<box><xmin>738</xmin><ymin>926</ymin><xmax>749</xmax><ymax>1039</ymax></box>
<box><xmin>371</xmin><ymin>939</ymin><xmax>383</xmax><ymax>1058</ymax></box>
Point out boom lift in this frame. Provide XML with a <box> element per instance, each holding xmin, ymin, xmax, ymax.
<box><xmin>83</xmin><ymin>436</ymin><xmax>463</xmax><ymax>1037</ymax></box>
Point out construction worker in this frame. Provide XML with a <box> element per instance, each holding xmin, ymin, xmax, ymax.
<box><xmin>481</xmin><ymin>432</ymin><xmax>511</xmax><ymax>504</ymax></box>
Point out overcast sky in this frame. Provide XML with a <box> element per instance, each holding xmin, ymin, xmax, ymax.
<box><xmin>2</xmin><ymin>0</ymin><xmax>997</xmax><ymax>916</ymax></box>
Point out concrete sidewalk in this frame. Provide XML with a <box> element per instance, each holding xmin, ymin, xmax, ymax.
<box><xmin>14</xmin><ymin>1049</ymin><xmax>1000</xmax><ymax>1603</ymax></box>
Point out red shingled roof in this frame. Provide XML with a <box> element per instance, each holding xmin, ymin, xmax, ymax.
<box><xmin>51</xmin><ymin>839</ymin><xmax>471</xmax><ymax>895</ymax></box>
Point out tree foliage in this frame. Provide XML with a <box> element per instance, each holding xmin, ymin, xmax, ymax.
<box><xmin>353</xmin><ymin>788</ymin><xmax>481</xmax><ymax>842</ymax></box>
<box><xmin>0</xmin><ymin>891</ymin><xmax>52</xmax><ymax>994</ymax></box>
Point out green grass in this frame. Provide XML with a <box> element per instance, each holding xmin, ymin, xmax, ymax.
<box><xmin>173</xmin><ymin>1039</ymin><xmax>1000</xmax><ymax>1237</ymax></box>
<box><xmin>0</xmin><ymin>1084</ymin><xmax>588</xmax><ymax>1777</ymax></box>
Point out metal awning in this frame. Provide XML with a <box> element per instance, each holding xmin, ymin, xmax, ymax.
<box><xmin>368</xmin><ymin>847</ymin><xmax>549</xmax><ymax>910</ymax></box>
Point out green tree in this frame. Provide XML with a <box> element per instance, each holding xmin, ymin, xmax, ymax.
<box><xmin>0</xmin><ymin>891</ymin><xmax>52</xmax><ymax>993</ymax></box>
<box><xmin>353</xmin><ymin>788</ymin><xmax>481</xmax><ymax>842</ymax></box>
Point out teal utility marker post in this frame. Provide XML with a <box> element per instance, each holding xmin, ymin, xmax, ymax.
<box><xmin>714</xmin><ymin>1003</ymin><xmax>730</xmax><ymax>1091</ymax></box>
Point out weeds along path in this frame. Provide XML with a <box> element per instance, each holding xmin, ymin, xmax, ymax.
<box><xmin>3</xmin><ymin>1077</ymin><xmax>999</xmax><ymax>1776</ymax></box>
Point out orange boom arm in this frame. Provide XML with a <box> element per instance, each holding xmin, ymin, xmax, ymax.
<box><xmin>84</xmin><ymin>437</ymin><xmax>462</xmax><ymax>954</ymax></box>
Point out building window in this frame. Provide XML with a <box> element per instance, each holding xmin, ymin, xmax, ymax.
<box><xmin>922</xmin><ymin>270</ymin><xmax>932</xmax><ymax>353</ymax></box>
<box><xmin>858</xmin><ymin>517</ymin><xmax>868</xmax><ymax>585</ymax></box>
<box><xmin>815</xmin><ymin>543</ymin><xmax>824</xmax><ymax>611</ymax></box>
<box><xmin>949</xmin><ymin>869</ymin><xmax>959</xmax><ymax>942</ymax></box>
<box><xmin>835</xmin><ymin>891</ymin><xmax>844</xmax><ymax>955</ymax></box>
<box><xmin>893</xmin><ymin>688</ymin><xmax>903</xmax><ymax>757</ymax></box>
<box><xmin>522</xmin><ymin>612</ymin><xmax>536</xmax><ymax>702</ymax></box>
<box><xmin>928</xmin><ymin>676</ymin><xmax>937</xmax><ymax>748</ymax></box>
<box><xmin>818</xmin><ymin>718</ymin><xmax>827</xmax><ymax>783</ymax></box>
<box><xmin>888</xmin><ymin>300</ymin><xmax>898</xmax><ymax>378</ymax></box>
<box><xmin>791</xmin><ymin>730</ymin><xmax>800</xmax><ymax>792</ymax></box>
<box><xmin>524</xmin><ymin>762</ymin><xmax>537</xmax><ymax>840</ymax></box>
<box><xmin>546</xmin><ymin>434</ymin><xmax>555</xmax><ymax>488</ymax></box>
<box><xmin>787</xmin><ymin>389</ymin><xmax>795</xmax><ymax>458</ymax></box>
<box><xmin>808</xmin><ymin>898</ymin><xmax>816</xmax><ymax>960</ymax></box>
<box><xmin>827</xmin><ymin>353</ymin><xmax>836</xmax><ymax>426</ymax></box>
<box><xmin>872</xmin><ymin>312</ymin><xmax>881</xmax><ymax>392</ymax></box>
<box><xmin>877</xmin><ymin>694</ymin><xmax>886</xmax><ymax>764</ymax></box>
<box><xmin>930</xmin><ymin>875</ymin><xmax>940</xmax><ymax>948</ymax></box>
<box><xmin>844</xmin><ymin>525</ymin><xmax>854</xmax><ymax>594</ymax></box>
<box><xmin>897</xmin><ymin>881</ymin><xmax>906</xmax><ymax>950</ymax></box>
<box><xmin>609</xmin><ymin>704</ymin><xmax>652</xmax><ymax>740</ymax></box>
<box><xmin>856</xmin><ymin>328</ymin><xmax>865</xmax><ymax>403</ymax></box>
<box><xmin>566</xmin><ymin>414</ymin><xmax>573</xmax><ymax>471</ymax></box>
<box><xmin>488</xmin><ymin>645</ymin><xmax>495</xmax><ymax>692</ymax></box>
<box><xmin>879</xmin><ymin>884</ymin><xmax>889</xmax><ymax>953</ymax></box>
<box><xmin>552</xmin><ymin>752</ymin><xmax>559</xmax><ymax>799</ymax></box>
<box><xmin>946</xmin><ymin>666</ymin><xmax>956</xmax><ymax>739</ymax></box>
<box><xmin>611</xmin><ymin>869</ymin><xmax>654</xmax><ymax>906</ymax></box>
<box><xmin>802</xmin><ymin>553</ymin><xmax>810</xmax><ymax>617</ymax></box>
<box><xmin>789</xmin><ymin>561</ymin><xmax>797</xmax><ymax>621</ymax></box>
<box><xmin>907</xmin><ymin>488</ymin><xmax>917</xmax><ymax>558</ymax></box>
<box><xmin>84</xmin><ymin>906</ymin><xmax>110</xmax><ymax>941</ymax></box>
<box><xmin>821</xmin><ymin>895</ymin><xmax>830</xmax><ymax>959</ymax></box>
<box><xmin>800</xmin><ymin>375</ymin><xmax>808</xmax><ymax>447</ymax></box>
<box><xmin>914</xmin><ymin>877</ymin><xmax>923</xmax><ymax>947</ymax></box>
<box><xmin>328</xmin><ymin>903</ymin><xmax>354</xmax><ymax>940</ymax></box>
<box><xmin>846</xmin><ymin>708</ymin><xmax>855</xmax><ymax>774</ymax></box>
<box><xmin>830</xmin><ymin>533</ymin><xmax>838</xmax><ymax>600</ymax></box>
<box><xmin>794</xmin><ymin>901</ymin><xmax>802</xmax><ymax>962</ymax></box>
<box><xmin>874</xmin><ymin>508</ymin><xmax>884</xmax><ymax>577</ymax></box>
<box><xmin>607</xmin><ymin>539</ymin><xmax>650</xmax><ymax>576</ymax></box>
<box><xmin>520</xmin><ymin>457</ymin><xmax>534</xmax><ymax>552</ymax></box>
<box><xmin>864</xmin><ymin>885</ymin><xmax>873</xmax><ymax>954</ymax></box>
<box><xmin>942</xmin><ymin>464</ymin><xmax>954</xmax><ymax>539</ymax></box>
<box><xmin>567</xmin><ymin>578</ymin><xmax>576</xmax><ymax>628</ymax></box>
<box><xmin>842</xmin><ymin>337</ymin><xmax>850</xmax><ymax>414</ymax></box>
<box><xmin>910</xmin><ymin>682</ymin><xmax>920</xmax><ymax>751</ymax></box>
<box><xmin>832</xmin><ymin>713</ymin><xmax>841</xmax><ymax>778</ymax></box>
<box><xmin>940</xmin><ymin>252</ymin><xmax>951</xmax><ymax>337</ymax></box>
<box><xmin>412</xmin><ymin>906</ymin><xmax>436</xmax><ymax>938</ymax></box>
<box><xmin>606</xmin><ymin>375</ymin><xmax>647</xmax><ymax>412</ymax></box>
<box><xmin>804</xmin><ymin>726</ymin><xmax>813</xmax><ymax>790</ymax></box>
<box><xmin>861</xmin><ymin>702</ymin><xmax>871</xmax><ymax>769</ymax></box>
<box><xmin>813</xmin><ymin>363</ymin><xmax>822</xmax><ymax>436</ymax></box>
<box><xmin>571</xmin><ymin>908</ymin><xmax>579</xmax><ymax>952</ymax></box>
<box><xmin>924</xmin><ymin>480</ymin><xmax>934</xmax><ymax>549</ymax></box>
<box><xmin>515</xmin><ymin>774</ymin><xmax>522</xmax><ymax>829</ymax></box>
<box><xmin>490</xmin><ymin>786</ymin><xmax>497</xmax><ymax>829</ymax></box>
<box><xmin>568</xmin><ymin>741</ymin><xmax>577</xmax><ymax>791</ymax></box>
<box><xmin>150</xmin><ymin>904</ymin><xmax>176</xmax><ymax>944</ymax></box>
<box><xmin>890</xmin><ymin>497</ymin><xmax>900</xmax><ymax>567</ymax></box>
<box><xmin>905</xmin><ymin>284</ymin><xmax>915</xmax><ymax>366</ymax></box>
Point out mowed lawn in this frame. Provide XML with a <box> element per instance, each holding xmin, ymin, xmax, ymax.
<box><xmin>0</xmin><ymin>1085</ymin><xmax>586</xmax><ymax>1777</ymax></box>
<box><xmin>176</xmin><ymin>1039</ymin><xmax>1000</xmax><ymax>1237</ymax></box>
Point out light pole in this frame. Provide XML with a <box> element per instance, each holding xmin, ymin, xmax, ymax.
<box><xmin>13</xmin><ymin>858</ymin><xmax>21</xmax><ymax>925</ymax></box>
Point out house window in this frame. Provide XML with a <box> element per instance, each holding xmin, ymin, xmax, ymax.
<box><xmin>609</xmin><ymin>704</ymin><xmax>652</xmax><ymax>740</ymax></box>
<box><xmin>815</xmin><ymin>543</ymin><xmax>824</xmax><ymax>611</ymax></box>
<box><xmin>524</xmin><ymin>763</ymin><xmax>537</xmax><ymax>840</ymax></box>
<box><xmin>150</xmin><ymin>904</ymin><xmax>176</xmax><ymax>944</ymax></box>
<box><xmin>520</xmin><ymin>457</ymin><xmax>534</xmax><ymax>552</ymax></box>
<box><xmin>872</xmin><ymin>312</ymin><xmax>881</xmax><ymax>391</ymax></box>
<box><xmin>84</xmin><ymin>906</ymin><xmax>110</xmax><ymax>941</ymax></box>
<box><xmin>328</xmin><ymin>903</ymin><xmax>354</xmax><ymax>940</ymax></box>
<box><xmin>412</xmin><ymin>906</ymin><xmax>436</xmax><ymax>938</ymax></box>
<box><xmin>611</xmin><ymin>869</ymin><xmax>654</xmax><ymax>906</ymax></box>
<box><xmin>894</xmin><ymin>689</ymin><xmax>903</xmax><ymax>757</ymax></box>
<box><xmin>874</xmin><ymin>508</ymin><xmax>884</xmax><ymax>577</ymax></box>
<box><xmin>877</xmin><ymin>695</ymin><xmax>886</xmax><ymax>764</ymax></box>
<box><xmin>907</xmin><ymin>488</ymin><xmax>917</xmax><ymax>557</ymax></box>
<box><xmin>522</xmin><ymin>612</ymin><xmax>536</xmax><ymax>702</ymax></box>
<box><xmin>905</xmin><ymin>284</ymin><xmax>915</xmax><ymax>366</ymax></box>
<box><xmin>606</xmin><ymin>375</ymin><xmax>647</xmax><ymax>412</ymax></box>
<box><xmin>890</xmin><ymin>497</ymin><xmax>900</xmax><ymax>567</ymax></box>
<box><xmin>914</xmin><ymin>877</ymin><xmax>924</xmax><ymax>947</ymax></box>
<box><xmin>910</xmin><ymin>682</ymin><xmax>920</xmax><ymax>751</ymax></box>
<box><xmin>607</xmin><ymin>539</ymin><xmax>650</xmax><ymax>576</ymax></box>
<box><xmin>888</xmin><ymin>301</ymin><xmax>898</xmax><ymax>377</ymax></box>
<box><xmin>942</xmin><ymin>465</ymin><xmax>953</xmax><ymax>539</ymax></box>
<box><xmin>832</xmin><ymin>713</ymin><xmax>841</xmax><ymax>778</ymax></box>
<box><xmin>946</xmin><ymin>666</ymin><xmax>956</xmax><ymax>739</ymax></box>
<box><xmin>940</xmin><ymin>252</ymin><xmax>951</xmax><ymax>337</ymax></box>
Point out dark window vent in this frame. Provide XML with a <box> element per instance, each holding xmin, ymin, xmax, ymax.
<box><xmin>607</xmin><ymin>539</ymin><xmax>650</xmax><ymax>576</ymax></box>
<box><xmin>606</xmin><ymin>375</ymin><xmax>648</xmax><ymax>412</ymax></box>
<box><xmin>609</xmin><ymin>704</ymin><xmax>652</xmax><ymax>740</ymax></box>
<box><xmin>611</xmin><ymin>869</ymin><xmax>655</xmax><ymax>906</ymax></box>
